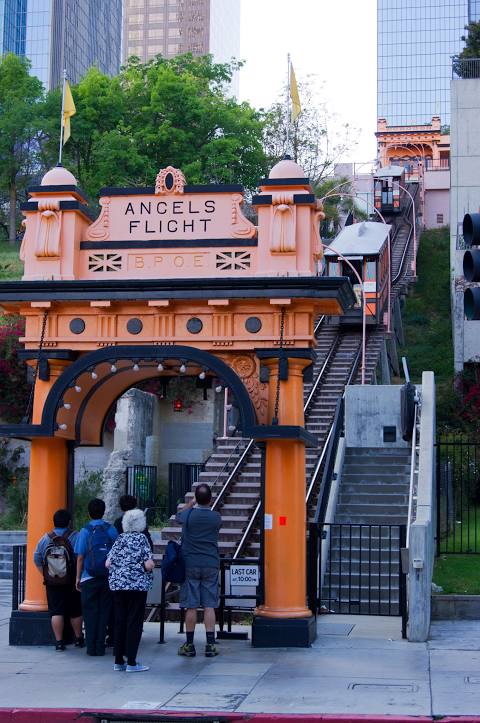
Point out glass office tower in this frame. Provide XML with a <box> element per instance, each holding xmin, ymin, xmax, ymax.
<box><xmin>1</xmin><ymin>0</ymin><xmax>122</xmax><ymax>89</ymax></box>
<box><xmin>0</xmin><ymin>0</ymin><xmax>26</xmax><ymax>55</ymax></box>
<box><xmin>377</xmin><ymin>0</ymin><xmax>480</xmax><ymax>127</ymax></box>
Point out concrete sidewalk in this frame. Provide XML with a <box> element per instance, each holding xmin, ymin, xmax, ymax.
<box><xmin>1</xmin><ymin>599</ymin><xmax>480</xmax><ymax>718</ymax></box>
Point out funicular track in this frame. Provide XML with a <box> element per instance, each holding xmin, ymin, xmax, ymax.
<box><xmin>155</xmin><ymin>195</ymin><xmax>418</xmax><ymax>574</ymax></box>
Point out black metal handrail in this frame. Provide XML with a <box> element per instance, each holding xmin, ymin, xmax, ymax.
<box><xmin>212</xmin><ymin>439</ymin><xmax>254</xmax><ymax>511</ymax></box>
<box><xmin>312</xmin><ymin>397</ymin><xmax>345</xmax><ymax>524</ymax></box>
<box><xmin>392</xmin><ymin>184</ymin><xmax>418</xmax><ymax>286</ymax></box>
<box><xmin>12</xmin><ymin>544</ymin><xmax>27</xmax><ymax>611</ymax></box>
<box><xmin>304</xmin><ymin>336</ymin><xmax>339</xmax><ymax>413</ymax></box>
<box><xmin>307</xmin><ymin>343</ymin><xmax>362</xmax><ymax>510</ymax></box>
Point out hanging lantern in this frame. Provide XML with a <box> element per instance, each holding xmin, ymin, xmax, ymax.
<box><xmin>173</xmin><ymin>398</ymin><xmax>184</xmax><ymax>412</ymax></box>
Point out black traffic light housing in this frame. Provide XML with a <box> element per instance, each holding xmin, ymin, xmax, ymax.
<box><xmin>463</xmin><ymin>213</ymin><xmax>480</xmax><ymax>319</ymax></box>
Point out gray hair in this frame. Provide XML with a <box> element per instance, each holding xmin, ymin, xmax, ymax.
<box><xmin>122</xmin><ymin>508</ymin><xmax>146</xmax><ymax>533</ymax></box>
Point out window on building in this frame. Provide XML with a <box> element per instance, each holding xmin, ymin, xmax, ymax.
<box><xmin>167</xmin><ymin>43</ymin><xmax>180</xmax><ymax>53</ymax></box>
<box><xmin>168</xmin><ymin>27</ymin><xmax>180</xmax><ymax>38</ymax></box>
<box><xmin>129</xmin><ymin>14</ymin><xmax>143</xmax><ymax>24</ymax></box>
<box><xmin>129</xmin><ymin>46</ymin><xmax>144</xmax><ymax>56</ymax></box>
<box><xmin>148</xmin><ymin>44</ymin><xmax>165</xmax><ymax>54</ymax></box>
<box><xmin>168</xmin><ymin>11</ymin><xmax>179</xmax><ymax>21</ymax></box>
<box><xmin>129</xmin><ymin>0</ymin><xmax>144</xmax><ymax>6</ymax></box>
<box><xmin>149</xmin><ymin>12</ymin><xmax>164</xmax><ymax>22</ymax></box>
<box><xmin>129</xmin><ymin>30</ymin><xmax>143</xmax><ymax>40</ymax></box>
<box><xmin>149</xmin><ymin>28</ymin><xmax>164</xmax><ymax>38</ymax></box>
<box><xmin>437</xmin><ymin>214</ymin><xmax>444</xmax><ymax>224</ymax></box>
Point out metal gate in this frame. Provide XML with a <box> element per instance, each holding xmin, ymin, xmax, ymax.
<box><xmin>126</xmin><ymin>465</ymin><xmax>157</xmax><ymax>508</ymax></box>
<box><xmin>437</xmin><ymin>435</ymin><xmax>480</xmax><ymax>553</ymax></box>
<box><xmin>308</xmin><ymin>522</ymin><xmax>407</xmax><ymax>636</ymax></box>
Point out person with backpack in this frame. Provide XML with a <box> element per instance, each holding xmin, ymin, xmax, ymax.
<box><xmin>175</xmin><ymin>484</ymin><xmax>221</xmax><ymax>658</ymax></box>
<box><xmin>106</xmin><ymin>508</ymin><xmax>155</xmax><ymax>672</ymax></box>
<box><xmin>74</xmin><ymin>498</ymin><xmax>118</xmax><ymax>656</ymax></box>
<box><xmin>33</xmin><ymin>508</ymin><xmax>83</xmax><ymax>652</ymax></box>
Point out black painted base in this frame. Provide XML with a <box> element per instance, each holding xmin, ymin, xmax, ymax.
<box><xmin>10</xmin><ymin>610</ymin><xmax>55</xmax><ymax>646</ymax></box>
<box><xmin>252</xmin><ymin>614</ymin><xmax>317</xmax><ymax>648</ymax></box>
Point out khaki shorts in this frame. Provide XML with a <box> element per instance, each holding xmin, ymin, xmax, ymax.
<box><xmin>180</xmin><ymin>567</ymin><xmax>219</xmax><ymax>609</ymax></box>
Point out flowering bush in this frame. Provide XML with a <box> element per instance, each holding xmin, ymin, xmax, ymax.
<box><xmin>0</xmin><ymin>316</ymin><xmax>30</xmax><ymax>423</ymax></box>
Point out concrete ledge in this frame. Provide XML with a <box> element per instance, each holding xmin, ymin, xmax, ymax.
<box><xmin>431</xmin><ymin>594</ymin><xmax>480</xmax><ymax>620</ymax></box>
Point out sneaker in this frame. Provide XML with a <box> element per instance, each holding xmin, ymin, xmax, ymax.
<box><xmin>178</xmin><ymin>642</ymin><xmax>196</xmax><ymax>657</ymax></box>
<box><xmin>113</xmin><ymin>663</ymin><xmax>127</xmax><ymax>671</ymax></box>
<box><xmin>55</xmin><ymin>641</ymin><xmax>65</xmax><ymax>652</ymax></box>
<box><xmin>74</xmin><ymin>635</ymin><xmax>85</xmax><ymax>648</ymax></box>
<box><xmin>126</xmin><ymin>663</ymin><xmax>149</xmax><ymax>672</ymax></box>
<box><xmin>204</xmin><ymin>643</ymin><xmax>218</xmax><ymax>658</ymax></box>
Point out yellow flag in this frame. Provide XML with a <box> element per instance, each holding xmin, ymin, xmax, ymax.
<box><xmin>290</xmin><ymin>64</ymin><xmax>301</xmax><ymax>123</ymax></box>
<box><xmin>62</xmin><ymin>81</ymin><xmax>76</xmax><ymax>145</ymax></box>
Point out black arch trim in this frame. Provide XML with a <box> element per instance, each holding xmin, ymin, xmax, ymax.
<box><xmin>42</xmin><ymin>345</ymin><xmax>257</xmax><ymax>439</ymax></box>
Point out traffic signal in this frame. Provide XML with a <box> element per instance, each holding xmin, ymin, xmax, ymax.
<box><xmin>463</xmin><ymin>213</ymin><xmax>480</xmax><ymax>319</ymax></box>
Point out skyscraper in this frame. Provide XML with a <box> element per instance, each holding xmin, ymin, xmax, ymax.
<box><xmin>0</xmin><ymin>0</ymin><xmax>122</xmax><ymax>90</ymax></box>
<box><xmin>123</xmin><ymin>0</ymin><xmax>241</xmax><ymax>96</ymax></box>
<box><xmin>377</xmin><ymin>0</ymin><xmax>480</xmax><ymax>128</ymax></box>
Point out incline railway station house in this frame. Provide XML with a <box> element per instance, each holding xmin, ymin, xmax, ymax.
<box><xmin>0</xmin><ymin>157</ymin><xmax>357</xmax><ymax>648</ymax></box>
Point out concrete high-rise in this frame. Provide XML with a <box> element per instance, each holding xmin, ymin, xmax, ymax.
<box><xmin>123</xmin><ymin>0</ymin><xmax>240</xmax><ymax>96</ymax></box>
<box><xmin>0</xmin><ymin>0</ymin><xmax>122</xmax><ymax>90</ymax></box>
<box><xmin>377</xmin><ymin>0</ymin><xmax>480</xmax><ymax>128</ymax></box>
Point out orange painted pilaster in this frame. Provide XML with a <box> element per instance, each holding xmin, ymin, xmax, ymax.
<box><xmin>20</xmin><ymin>361</ymin><xmax>70</xmax><ymax>612</ymax></box>
<box><xmin>256</xmin><ymin>357</ymin><xmax>312</xmax><ymax>619</ymax></box>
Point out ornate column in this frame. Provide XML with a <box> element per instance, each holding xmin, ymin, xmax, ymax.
<box><xmin>10</xmin><ymin>359</ymin><xmax>70</xmax><ymax>644</ymax></box>
<box><xmin>253</xmin><ymin>352</ymin><xmax>316</xmax><ymax>646</ymax></box>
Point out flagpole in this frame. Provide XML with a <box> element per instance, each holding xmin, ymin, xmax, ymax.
<box><xmin>286</xmin><ymin>53</ymin><xmax>291</xmax><ymax>155</ymax></box>
<box><xmin>58</xmin><ymin>68</ymin><xmax>67</xmax><ymax>165</ymax></box>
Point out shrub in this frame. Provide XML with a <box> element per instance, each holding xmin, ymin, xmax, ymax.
<box><xmin>73</xmin><ymin>470</ymin><xmax>103</xmax><ymax>529</ymax></box>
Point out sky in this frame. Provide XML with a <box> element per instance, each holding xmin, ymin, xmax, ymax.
<box><xmin>238</xmin><ymin>0</ymin><xmax>377</xmax><ymax>166</ymax></box>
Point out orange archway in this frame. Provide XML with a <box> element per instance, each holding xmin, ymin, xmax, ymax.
<box><xmin>1</xmin><ymin>160</ymin><xmax>355</xmax><ymax>647</ymax></box>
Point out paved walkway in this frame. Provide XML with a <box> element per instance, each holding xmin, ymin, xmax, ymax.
<box><xmin>1</xmin><ymin>608</ymin><xmax>480</xmax><ymax>717</ymax></box>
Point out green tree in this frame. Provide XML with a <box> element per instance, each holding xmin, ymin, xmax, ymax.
<box><xmin>0</xmin><ymin>54</ymin><xmax>44</xmax><ymax>244</ymax></box>
<box><xmin>454</xmin><ymin>21</ymin><xmax>480</xmax><ymax>77</ymax></box>
<box><xmin>262</xmin><ymin>80</ymin><xmax>358</xmax><ymax>184</ymax></box>
<box><xmin>43</xmin><ymin>55</ymin><xmax>268</xmax><ymax>198</ymax></box>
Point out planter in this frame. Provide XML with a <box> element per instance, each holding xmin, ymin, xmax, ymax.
<box><xmin>431</xmin><ymin>593</ymin><xmax>480</xmax><ymax>619</ymax></box>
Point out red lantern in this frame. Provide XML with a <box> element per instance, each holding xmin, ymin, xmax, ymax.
<box><xmin>173</xmin><ymin>398</ymin><xmax>183</xmax><ymax>412</ymax></box>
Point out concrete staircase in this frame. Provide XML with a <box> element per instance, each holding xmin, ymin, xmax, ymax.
<box><xmin>0</xmin><ymin>531</ymin><xmax>26</xmax><ymax>580</ymax></box>
<box><xmin>156</xmin><ymin>323</ymin><xmax>385</xmax><ymax>563</ymax></box>
<box><xmin>323</xmin><ymin>447</ymin><xmax>411</xmax><ymax>614</ymax></box>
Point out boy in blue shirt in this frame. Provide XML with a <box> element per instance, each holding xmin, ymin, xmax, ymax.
<box><xmin>74</xmin><ymin>498</ymin><xmax>118</xmax><ymax>656</ymax></box>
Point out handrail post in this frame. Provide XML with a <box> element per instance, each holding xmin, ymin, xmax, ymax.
<box><xmin>159</xmin><ymin>576</ymin><xmax>166</xmax><ymax>644</ymax></box>
<box><xmin>400</xmin><ymin>524</ymin><xmax>408</xmax><ymax>639</ymax></box>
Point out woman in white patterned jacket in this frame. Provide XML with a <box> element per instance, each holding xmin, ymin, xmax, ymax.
<box><xmin>106</xmin><ymin>508</ymin><xmax>155</xmax><ymax>672</ymax></box>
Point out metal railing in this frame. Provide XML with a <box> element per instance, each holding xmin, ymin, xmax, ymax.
<box><xmin>406</xmin><ymin>402</ymin><xmax>420</xmax><ymax>550</ymax></box>
<box><xmin>12</xmin><ymin>544</ymin><xmax>27</xmax><ymax>611</ymax></box>
<box><xmin>234</xmin><ymin>329</ymin><xmax>339</xmax><ymax>558</ymax></box>
<box><xmin>158</xmin><ymin>556</ymin><xmax>260</xmax><ymax>643</ymax></box>
<box><xmin>308</xmin><ymin>522</ymin><xmax>407</xmax><ymax>635</ymax></box>
<box><xmin>452</xmin><ymin>56</ymin><xmax>480</xmax><ymax>79</ymax></box>
<box><xmin>126</xmin><ymin>465</ymin><xmax>157</xmax><ymax>508</ymax></box>
<box><xmin>391</xmin><ymin>186</ymin><xmax>418</xmax><ymax>286</ymax></box>
<box><xmin>212</xmin><ymin>439</ymin><xmax>254</xmax><ymax>511</ymax></box>
<box><xmin>168</xmin><ymin>462</ymin><xmax>204</xmax><ymax>515</ymax></box>
<box><xmin>436</xmin><ymin>434</ymin><xmax>480</xmax><ymax>554</ymax></box>
<box><xmin>425</xmin><ymin>159</ymin><xmax>450</xmax><ymax>171</ymax></box>
<box><xmin>307</xmin><ymin>344</ymin><xmax>362</xmax><ymax>510</ymax></box>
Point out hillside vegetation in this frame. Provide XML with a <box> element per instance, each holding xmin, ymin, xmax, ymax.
<box><xmin>398</xmin><ymin>226</ymin><xmax>454</xmax><ymax>426</ymax></box>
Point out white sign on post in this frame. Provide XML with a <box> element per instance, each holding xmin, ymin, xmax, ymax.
<box><xmin>230</xmin><ymin>565</ymin><xmax>259</xmax><ymax>586</ymax></box>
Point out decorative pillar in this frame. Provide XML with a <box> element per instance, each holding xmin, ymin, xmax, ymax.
<box><xmin>10</xmin><ymin>360</ymin><xmax>70</xmax><ymax>644</ymax></box>
<box><xmin>252</xmin><ymin>353</ymin><xmax>316</xmax><ymax>647</ymax></box>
